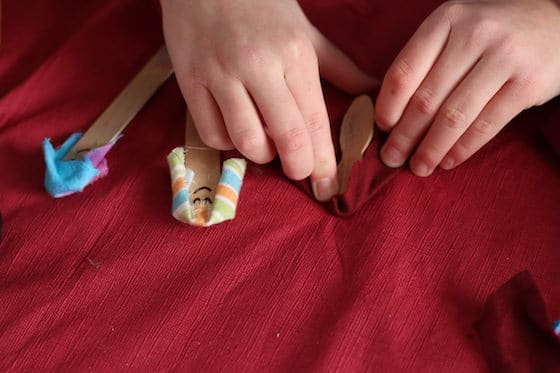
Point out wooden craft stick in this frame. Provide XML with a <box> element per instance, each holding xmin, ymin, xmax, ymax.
<box><xmin>337</xmin><ymin>95</ymin><xmax>375</xmax><ymax>194</ymax></box>
<box><xmin>184</xmin><ymin>113</ymin><xmax>221</xmax><ymax>204</ymax></box>
<box><xmin>64</xmin><ymin>46</ymin><xmax>174</xmax><ymax>160</ymax></box>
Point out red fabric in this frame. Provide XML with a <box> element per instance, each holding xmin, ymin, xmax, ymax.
<box><xmin>476</xmin><ymin>272</ymin><xmax>560</xmax><ymax>371</ymax></box>
<box><xmin>1</xmin><ymin>0</ymin><xmax>559</xmax><ymax>371</ymax></box>
<box><xmin>292</xmin><ymin>83</ymin><xmax>406</xmax><ymax>216</ymax></box>
<box><xmin>541</xmin><ymin>97</ymin><xmax>560</xmax><ymax>157</ymax></box>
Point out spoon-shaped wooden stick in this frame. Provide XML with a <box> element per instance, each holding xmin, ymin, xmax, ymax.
<box><xmin>337</xmin><ymin>95</ymin><xmax>375</xmax><ymax>194</ymax></box>
<box><xmin>64</xmin><ymin>46</ymin><xmax>174</xmax><ymax>160</ymax></box>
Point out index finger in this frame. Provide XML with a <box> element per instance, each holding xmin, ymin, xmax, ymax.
<box><xmin>375</xmin><ymin>6</ymin><xmax>452</xmax><ymax>130</ymax></box>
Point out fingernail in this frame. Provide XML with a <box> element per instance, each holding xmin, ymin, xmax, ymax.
<box><xmin>313</xmin><ymin>177</ymin><xmax>338</xmax><ymax>202</ymax></box>
<box><xmin>381</xmin><ymin>145</ymin><xmax>404</xmax><ymax>167</ymax></box>
<box><xmin>411</xmin><ymin>160</ymin><xmax>431</xmax><ymax>177</ymax></box>
<box><xmin>440</xmin><ymin>156</ymin><xmax>455</xmax><ymax>170</ymax></box>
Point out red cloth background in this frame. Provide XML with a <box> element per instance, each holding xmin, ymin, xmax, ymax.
<box><xmin>476</xmin><ymin>272</ymin><xmax>560</xmax><ymax>371</ymax></box>
<box><xmin>0</xmin><ymin>0</ymin><xmax>559</xmax><ymax>371</ymax></box>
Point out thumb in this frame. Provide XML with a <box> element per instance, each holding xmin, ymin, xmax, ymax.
<box><xmin>310</xmin><ymin>27</ymin><xmax>378</xmax><ymax>94</ymax></box>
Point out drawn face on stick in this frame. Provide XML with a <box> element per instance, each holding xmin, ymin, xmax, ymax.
<box><xmin>192</xmin><ymin>186</ymin><xmax>213</xmax><ymax>206</ymax></box>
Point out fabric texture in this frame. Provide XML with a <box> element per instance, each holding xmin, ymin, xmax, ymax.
<box><xmin>0</xmin><ymin>0</ymin><xmax>559</xmax><ymax>371</ymax></box>
<box><xmin>42</xmin><ymin>132</ymin><xmax>117</xmax><ymax>198</ymax></box>
<box><xmin>540</xmin><ymin>98</ymin><xmax>560</xmax><ymax>157</ymax></box>
<box><xmin>476</xmin><ymin>271</ymin><xmax>560</xmax><ymax>371</ymax></box>
<box><xmin>168</xmin><ymin>147</ymin><xmax>247</xmax><ymax>227</ymax></box>
<box><xmin>292</xmin><ymin>85</ymin><xmax>407</xmax><ymax>217</ymax></box>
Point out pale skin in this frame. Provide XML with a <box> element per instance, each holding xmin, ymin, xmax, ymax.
<box><xmin>161</xmin><ymin>0</ymin><xmax>560</xmax><ymax>200</ymax></box>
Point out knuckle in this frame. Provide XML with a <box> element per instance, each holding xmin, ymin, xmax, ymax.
<box><xmin>232</xmin><ymin>127</ymin><xmax>262</xmax><ymax>154</ymax></box>
<box><xmin>283</xmin><ymin>32</ymin><xmax>311</xmax><ymax>61</ymax></box>
<box><xmin>512</xmin><ymin>74</ymin><xmax>536</xmax><ymax>92</ymax></box>
<box><xmin>509</xmin><ymin>75</ymin><xmax>539</xmax><ymax>107</ymax></box>
<box><xmin>462</xmin><ymin>19</ymin><xmax>495</xmax><ymax>50</ymax></box>
<box><xmin>314</xmin><ymin>156</ymin><xmax>332</xmax><ymax>174</ymax></box>
<box><xmin>389</xmin><ymin>130</ymin><xmax>417</xmax><ymax>152</ymax></box>
<box><xmin>199</xmin><ymin>131</ymin><xmax>230</xmax><ymax>150</ymax></box>
<box><xmin>235</xmin><ymin>43</ymin><xmax>264</xmax><ymax>67</ymax></box>
<box><xmin>285</xmin><ymin>164</ymin><xmax>311</xmax><ymax>181</ymax></box>
<box><xmin>183</xmin><ymin>65</ymin><xmax>209</xmax><ymax>89</ymax></box>
<box><xmin>375</xmin><ymin>111</ymin><xmax>396</xmax><ymax>129</ymax></box>
<box><xmin>387</xmin><ymin>59</ymin><xmax>413</xmax><ymax>90</ymax></box>
<box><xmin>205</xmin><ymin>64</ymin><xmax>237</xmax><ymax>90</ymax></box>
<box><xmin>217</xmin><ymin>43</ymin><xmax>266</xmax><ymax>78</ymax></box>
<box><xmin>305</xmin><ymin>112</ymin><xmax>326</xmax><ymax>134</ymax></box>
<box><xmin>450</xmin><ymin>141</ymin><xmax>470</xmax><ymax>160</ymax></box>
<box><xmin>499</xmin><ymin>37</ymin><xmax>523</xmax><ymax>62</ymax></box>
<box><xmin>277</xmin><ymin>126</ymin><xmax>308</xmax><ymax>153</ymax></box>
<box><xmin>205</xmin><ymin>74</ymin><xmax>226</xmax><ymax>92</ymax></box>
<box><xmin>471</xmin><ymin>16</ymin><xmax>498</xmax><ymax>41</ymax></box>
<box><xmin>437</xmin><ymin>2</ymin><xmax>464</xmax><ymax>21</ymax></box>
<box><xmin>472</xmin><ymin>118</ymin><xmax>497</xmax><ymax>136</ymax></box>
<box><xmin>411</xmin><ymin>88</ymin><xmax>438</xmax><ymax>116</ymax></box>
<box><xmin>416</xmin><ymin>144</ymin><xmax>440</xmax><ymax>168</ymax></box>
<box><xmin>440</xmin><ymin>106</ymin><xmax>467</xmax><ymax>129</ymax></box>
<box><xmin>498</xmin><ymin>36</ymin><xmax>515</xmax><ymax>53</ymax></box>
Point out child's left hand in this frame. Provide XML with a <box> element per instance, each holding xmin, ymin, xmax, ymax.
<box><xmin>376</xmin><ymin>0</ymin><xmax>560</xmax><ymax>176</ymax></box>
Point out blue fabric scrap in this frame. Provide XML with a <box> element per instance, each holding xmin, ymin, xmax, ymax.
<box><xmin>42</xmin><ymin>133</ymin><xmax>99</xmax><ymax>198</ymax></box>
<box><xmin>553</xmin><ymin>320</ymin><xmax>560</xmax><ymax>336</ymax></box>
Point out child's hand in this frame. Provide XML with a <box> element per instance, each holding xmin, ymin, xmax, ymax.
<box><xmin>376</xmin><ymin>0</ymin><xmax>560</xmax><ymax>176</ymax></box>
<box><xmin>161</xmin><ymin>0</ymin><xmax>375</xmax><ymax>201</ymax></box>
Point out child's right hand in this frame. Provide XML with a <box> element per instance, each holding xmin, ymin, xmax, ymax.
<box><xmin>160</xmin><ymin>0</ymin><xmax>375</xmax><ymax>201</ymax></box>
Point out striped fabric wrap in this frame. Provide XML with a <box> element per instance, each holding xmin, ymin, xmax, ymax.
<box><xmin>167</xmin><ymin>147</ymin><xmax>247</xmax><ymax>227</ymax></box>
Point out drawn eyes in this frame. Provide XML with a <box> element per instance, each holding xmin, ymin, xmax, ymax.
<box><xmin>193</xmin><ymin>198</ymin><xmax>212</xmax><ymax>206</ymax></box>
<box><xmin>192</xmin><ymin>186</ymin><xmax>213</xmax><ymax>206</ymax></box>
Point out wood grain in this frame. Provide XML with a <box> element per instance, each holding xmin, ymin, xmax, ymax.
<box><xmin>337</xmin><ymin>95</ymin><xmax>375</xmax><ymax>194</ymax></box>
<box><xmin>185</xmin><ymin>113</ymin><xmax>221</xmax><ymax>204</ymax></box>
<box><xmin>64</xmin><ymin>46</ymin><xmax>174</xmax><ymax>160</ymax></box>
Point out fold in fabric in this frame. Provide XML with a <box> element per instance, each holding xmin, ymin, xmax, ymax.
<box><xmin>292</xmin><ymin>86</ymin><xmax>403</xmax><ymax>217</ymax></box>
<box><xmin>296</xmin><ymin>135</ymin><xmax>400</xmax><ymax>217</ymax></box>
<box><xmin>42</xmin><ymin>133</ymin><xmax>118</xmax><ymax>198</ymax></box>
<box><xmin>167</xmin><ymin>147</ymin><xmax>246</xmax><ymax>227</ymax></box>
<box><xmin>293</xmin><ymin>86</ymin><xmax>560</xmax><ymax>217</ymax></box>
<box><xmin>476</xmin><ymin>271</ymin><xmax>560</xmax><ymax>371</ymax></box>
<box><xmin>540</xmin><ymin>97</ymin><xmax>560</xmax><ymax>157</ymax></box>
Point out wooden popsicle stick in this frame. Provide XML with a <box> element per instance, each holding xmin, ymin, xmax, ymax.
<box><xmin>184</xmin><ymin>113</ymin><xmax>221</xmax><ymax>205</ymax></box>
<box><xmin>337</xmin><ymin>95</ymin><xmax>375</xmax><ymax>194</ymax></box>
<box><xmin>64</xmin><ymin>46</ymin><xmax>174</xmax><ymax>160</ymax></box>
